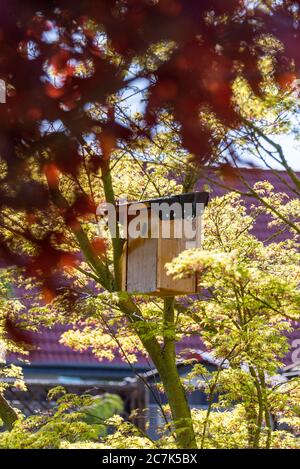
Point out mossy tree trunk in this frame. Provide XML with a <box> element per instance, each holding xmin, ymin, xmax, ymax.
<box><xmin>48</xmin><ymin>164</ymin><xmax>198</xmax><ymax>448</ymax></box>
<box><xmin>0</xmin><ymin>394</ymin><xmax>18</xmax><ymax>430</ymax></box>
<box><xmin>101</xmin><ymin>168</ymin><xmax>197</xmax><ymax>448</ymax></box>
<box><xmin>118</xmin><ymin>296</ymin><xmax>197</xmax><ymax>448</ymax></box>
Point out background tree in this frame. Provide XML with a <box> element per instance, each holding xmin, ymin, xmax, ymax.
<box><xmin>1</xmin><ymin>189</ymin><xmax>299</xmax><ymax>449</ymax></box>
<box><xmin>167</xmin><ymin>191</ymin><xmax>300</xmax><ymax>448</ymax></box>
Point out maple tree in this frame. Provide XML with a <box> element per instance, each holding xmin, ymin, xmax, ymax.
<box><xmin>1</xmin><ymin>188</ymin><xmax>300</xmax><ymax>449</ymax></box>
<box><xmin>0</xmin><ymin>0</ymin><xmax>300</xmax><ymax>449</ymax></box>
<box><xmin>1</xmin><ymin>0</ymin><xmax>300</xmax><ymax>280</ymax></box>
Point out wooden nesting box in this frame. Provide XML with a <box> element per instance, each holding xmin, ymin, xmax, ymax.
<box><xmin>119</xmin><ymin>192</ymin><xmax>209</xmax><ymax>296</ymax></box>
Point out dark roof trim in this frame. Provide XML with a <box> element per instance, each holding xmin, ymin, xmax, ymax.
<box><xmin>118</xmin><ymin>191</ymin><xmax>209</xmax><ymax>208</ymax></box>
<box><xmin>101</xmin><ymin>192</ymin><xmax>209</xmax><ymax>220</ymax></box>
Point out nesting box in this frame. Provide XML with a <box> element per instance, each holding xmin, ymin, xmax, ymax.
<box><xmin>118</xmin><ymin>192</ymin><xmax>209</xmax><ymax>296</ymax></box>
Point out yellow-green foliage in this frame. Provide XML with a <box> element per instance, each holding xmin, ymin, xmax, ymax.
<box><xmin>0</xmin><ymin>389</ymin><xmax>123</xmax><ymax>449</ymax></box>
<box><xmin>1</xmin><ymin>165</ymin><xmax>300</xmax><ymax>448</ymax></box>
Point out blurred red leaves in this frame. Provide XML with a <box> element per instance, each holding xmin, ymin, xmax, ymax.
<box><xmin>277</xmin><ymin>72</ymin><xmax>298</xmax><ymax>90</ymax></box>
<box><xmin>4</xmin><ymin>318</ymin><xmax>35</xmax><ymax>348</ymax></box>
<box><xmin>91</xmin><ymin>237</ymin><xmax>107</xmax><ymax>256</ymax></box>
<box><xmin>98</xmin><ymin>121</ymin><xmax>133</xmax><ymax>161</ymax></box>
<box><xmin>43</xmin><ymin>163</ymin><xmax>60</xmax><ymax>187</ymax></box>
<box><xmin>11</xmin><ymin>181</ymin><xmax>49</xmax><ymax>211</ymax></box>
<box><xmin>45</xmin><ymin>84</ymin><xmax>66</xmax><ymax>99</ymax></box>
<box><xmin>158</xmin><ymin>0</ymin><xmax>182</xmax><ymax>17</ymax></box>
<box><xmin>26</xmin><ymin>107</ymin><xmax>43</xmax><ymax>121</ymax></box>
<box><xmin>42</xmin><ymin>287</ymin><xmax>56</xmax><ymax>304</ymax></box>
<box><xmin>49</xmin><ymin>49</ymin><xmax>73</xmax><ymax>76</ymax></box>
<box><xmin>218</xmin><ymin>163</ymin><xmax>240</xmax><ymax>187</ymax></box>
<box><xmin>70</xmin><ymin>194</ymin><xmax>97</xmax><ymax>219</ymax></box>
<box><xmin>58</xmin><ymin>253</ymin><xmax>77</xmax><ymax>269</ymax></box>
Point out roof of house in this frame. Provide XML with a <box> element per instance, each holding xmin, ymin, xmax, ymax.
<box><xmin>8</xmin><ymin>168</ymin><xmax>300</xmax><ymax>369</ymax></box>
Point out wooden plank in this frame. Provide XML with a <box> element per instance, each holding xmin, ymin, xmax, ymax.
<box><xmin>126</xmin><ymin>237</ymin><xmax>158</xmax><ymax>294</ymax></box>
<box><xmin>121</xmin><ymin>241</ymin><xmax>128</xmax><ymax>291</ymax></box>
<box><xmin>122</xmin><ymin>212</ymin><xmax>203</xmax><ymax>295</ymax></box>
<box><xmin>157</xmin><ymin>236</ymin><xmax>195</xmax><ymax>294</ymax></box>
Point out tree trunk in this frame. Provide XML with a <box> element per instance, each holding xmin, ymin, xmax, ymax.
<box><xmin>157</xmin><ymin>355</ymin><xmax>198</xmax><ymax>449</ymax></box>
<box><xmin>119</xmin><ymin>295</ymin><xmax>197</xmax><ymax>448</ymax></box>
<box><xmin>155</xmin><ymin>297</ymin><xmax>197</xmax><ymax>449</ymax></box>
<box><xmin>100</xmin><ymin>168</ymin><xmax>197</xmax><ymax>448</ymax></box>
<box><xmin>0</xmin><ymin>394</ymin><xmax>18</xmax><ymax>430</ymax></box>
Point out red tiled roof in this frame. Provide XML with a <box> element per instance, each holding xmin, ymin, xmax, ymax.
<box><xmin>197</xmin><ymin>168</ymin><xmax>300</xmax><ymax>242</ymax></box>
<box><xmin>9</xmin><ymin>325</ymin><xmax>101</xmax><ymax>366</ymax></box>
<box><xmin>9</xmin><ymin>169</ymin><xmax>300</xmax><ymax>368</ymax></box>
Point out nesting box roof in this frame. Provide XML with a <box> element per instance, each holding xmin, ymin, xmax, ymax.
<box><xmin>100</xmin><ymin>192</ymin><xmax>209</xmax><ymax>220</ymax></box>
<box><xmin>119</xmin><ymin>191</ymin><xmax>209</xmax><ymax>208</ymax></box>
